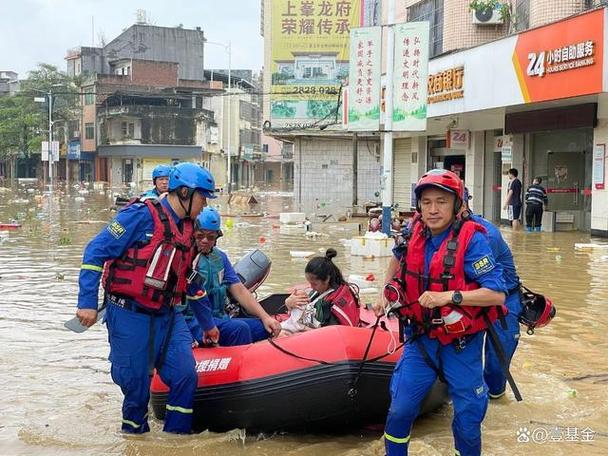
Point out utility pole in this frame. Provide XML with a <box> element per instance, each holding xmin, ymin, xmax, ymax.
<box><xmin>352</xmin><ymin>132</ymin><xmax>358</xmax><ymax>208</ymax></box>
<box><xmin>227</xmin><ymin>40</ymin><xmax>232</xmax><ymax>194</ymax></box>
<box><xmin>382</xmin><ymin>0</ymin><xmax>395</xmax><ymax>235</ymax></box>
<box><xmin>48</xmin><ymin>90</ymin><xmax>53</xmax><ymax>192</ymax></box>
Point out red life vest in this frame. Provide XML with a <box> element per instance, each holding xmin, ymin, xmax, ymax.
<box><xmin>102</xmin><ymin>199</ymin><xmax>195</xmax><ymax>311</ymax></box>
<box><xmin>397</xmin><ymin>217</ymin><xmax>507</xmax><ymax>345</ymax></box>
<box><xmin>325</xmin><ymin>283</ymin><xmax>361</xmax><ymax>327</ymax></box>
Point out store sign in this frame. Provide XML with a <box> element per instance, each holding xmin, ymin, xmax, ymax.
<box><xmin>428</xmin><ymin>67</ymin><xmax>464</xmax><ymax>104</ymax></box>
<box><xmin>67</xmin><ymin>140</ymin><xmax>81</xmax><ymax>160</ymax></box>
<box><xmin>427</xmin><ymin>8</ymin><xmax>605</xmax><ymax>118</ymax></box>
<box><xmin>512</xmin><ymin>9</ymin><xmax>603</xmax><ymax>103</ymax></box>
<box><xmin>593</xmin><ymin>144</ymin><xmax>605</xmax><ymax>190</ymax></box>
<box><xmin>446</xmin><ymin>130</ymin><xmax>470</xmax><ymax>150</ymax></box>
<box><xmin>526</xmin><ymin>40</ymin><xmax>595</xmax><ymax>78</ymax></box>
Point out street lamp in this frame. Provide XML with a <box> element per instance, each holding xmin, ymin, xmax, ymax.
<box><xmin>34</xmin><ymin>85</ymin><xmax>61</xmax><ymax>192</ymax></box>
<box><xmin>206</xmin><ymin>40</ymin><xmax>232</xmax><ymax>194</ymax></box>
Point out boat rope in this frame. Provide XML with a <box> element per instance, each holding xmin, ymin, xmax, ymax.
<box><xmin>266</xmin><ymin>320</ymin><xmax>405</xmax><ymax>386</ymax></box>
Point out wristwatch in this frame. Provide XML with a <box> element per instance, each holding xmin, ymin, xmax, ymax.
<box><xmin>451</xmin><ymin>290</ymin><xmax>463</xmax><ymax>305</ymax></box>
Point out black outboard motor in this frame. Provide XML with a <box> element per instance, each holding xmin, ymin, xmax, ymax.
<box><xmin>225</xmin><ymin>249</ymin><xmax>272</xmax><ymax>317</ymax></box>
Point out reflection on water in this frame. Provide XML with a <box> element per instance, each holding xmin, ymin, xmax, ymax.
<box><xmin>0</xmin><ymin>184</ymin><xmax>607</xmax><ymax>455</ymax></box>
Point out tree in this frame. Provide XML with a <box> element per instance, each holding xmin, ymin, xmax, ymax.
<box><xmin>0</xmin><ymin>64</ymin><xmax>81</xmax><ymax>174</ymax></box>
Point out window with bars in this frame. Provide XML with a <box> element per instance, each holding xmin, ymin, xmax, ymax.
<box><xmin>515</xmin><ymin>0</ymin><xmax>530</xmax><ymax>32</ymax></box>
<box><xmin>407</xmin><ymin>0</ymin><xmax>444</xmax><ymax>57</ymax></box>
<box><xmin>85</xmin><ymin>123</ymin><xmax>94</xmax><ymax>140</ymax></box>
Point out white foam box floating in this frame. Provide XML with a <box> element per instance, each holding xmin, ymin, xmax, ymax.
<box><xmin>290</xmin><ymin>251</ymin><xmax>315</xmax><ymax>258</ymax></box>
<box><xmin>574</xmin><ymin>243</ymin><xmax>608</xmax><ymax>250</ymax></box>
<box><xmin>350</xmin><ymin>236</ymin><xmax>395</xmax><ymax>257</ymax></box>
<box><xmin>279</xmin><ymin>224</ymin><xmax>306</xmax><ymax>235</ymax></box>
<box><xmin>280</xmin><ymin>212</ymin><xmax>306</xmax><ymax>225</ymax></box>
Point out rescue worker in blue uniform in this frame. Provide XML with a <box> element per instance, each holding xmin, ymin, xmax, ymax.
<box><xmin>463</xmin><ymin>189</ymin><xmax>522</xmax><ymax>399</ymax></box>
<box><xmin>75</xmin><ymin>162</ymin><xmax>218</xmax><ymax>435</ymax></box>
<box><xmin>185</xmin><ymin>207</ymin><xmax>281</xmax><ymax>346</ymax></box>
<box><xmin>374</xmin><ymin>169</ymin><xmax>506</xmax><ymax>456</ymax></box>
<box><xmin>141</xmin><ymin>164</ymin><xmax>172</xmax><ymax>200</ymax></box>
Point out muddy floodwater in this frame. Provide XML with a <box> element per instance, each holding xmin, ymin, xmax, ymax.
<box><xmin>1</xmin><ymin>184</ymin><xmax>607</xmax><ymax>455</ymax></box>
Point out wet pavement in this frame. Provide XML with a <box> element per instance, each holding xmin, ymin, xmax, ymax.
<box><xmin>0</xmin><ymin>183</ymin><xmax>607</xmax><ymax>455</ymax></box>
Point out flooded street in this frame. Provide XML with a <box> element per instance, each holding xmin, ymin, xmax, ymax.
<box><xmin>1</xmin><ymin>184</ymin><xmax>607</xmax><ymax>456</ymax></box>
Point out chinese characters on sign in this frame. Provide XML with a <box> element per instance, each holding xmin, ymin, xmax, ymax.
<box><xmin>348</xmin><ymin>26</ymin><xmax>382</xmax><ymax>131</ymax></box>
<box><xmin>271</xmin><ymin>0</ymin><xmax>362</xmax><ymax>128</ymax></box>
<box><xmin>593</xmin><ymin>144</ymin><xmax>605</xmax><ymax>190</ymax></box>
<box><xmin>527</xmin><ymin>40</ymin><xmax>595</xmax><ymax>78</ymax></box>
<box><xmin>280</xmin><ymin>0</ymin><xmax>353</xmax><ymax>36</ymax></box>
<box><xmin>427</xmin><ymin>67</ymin><xmax>464</xmax><ymax>104</ymax></box>
<box><xmin>392</xmin><ymin>21</ymin><xmax>430</xmax><ymax>131</ymax></box>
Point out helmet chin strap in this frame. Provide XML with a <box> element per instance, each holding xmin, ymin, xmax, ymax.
<box><xmin>178</xmin><ymin>189</ymin><xmax>195</xmax><ymax>218</ymax></box>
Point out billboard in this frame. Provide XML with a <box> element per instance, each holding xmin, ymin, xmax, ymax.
<box><xmin>270</xmin><ymin>0</ymin><xmax>363</xmax><ymax>129</ymax></box>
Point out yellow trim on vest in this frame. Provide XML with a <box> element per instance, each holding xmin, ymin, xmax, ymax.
<box><xmin>166</xmin><ymin>404</ymin><xmax>193</xmax><ymax>414</ymax></box>
<box><xmin>81</xmin><ymin>264</ymin><xmax>103</xmax><ymax>273</ymax></box>
<box><xmin>384</xmin><ymin>432</ymin><xmax>410</xmax><ymax>444</ymax></box>
<box><xmin>122</xmin><ymin>418</ymin><xmax>140</xmax><ymax>429</ymax></box>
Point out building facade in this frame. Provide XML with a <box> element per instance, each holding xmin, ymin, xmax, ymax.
<box><xmin>387</xmin><ymin>1</ymin><xmax>608</xmax><ymax>235</ymax></box>
<box><xmin>263</xmin><ymin>0</ymin><xmax>608</xmax><ymax>234</ymax></box>
<box><xmin>65</xmin><ymin>23</ymin><xmax>230</xmax><ymax>188</ymax></box>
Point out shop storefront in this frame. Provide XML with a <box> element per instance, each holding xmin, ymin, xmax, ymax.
<box><xmin>424</xmin><ymin>7</ymin><xmax>607</xmax><ymax>232</ymax></box>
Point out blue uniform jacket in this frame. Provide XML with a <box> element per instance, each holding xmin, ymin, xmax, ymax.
<box><xmin>77</xmin><ymin>199</ymin><xmax>214</xmax><ymax>330</ymax></box>
<box><xmin>469</xmin><ymin>214</ymin><xmax>519</xmax><ymax>292</ymax></box>
<box><xmin>140</xmin><ymin>188</ymin><xmax>160</xmax><ymax>200</ymax></box>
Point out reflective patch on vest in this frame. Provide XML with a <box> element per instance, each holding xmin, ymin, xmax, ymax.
<box><xmin>107</xmin><ymin>220</ymin><xmax>126</xmax><ymax>239</ymax></box>
<box><xmin>472</xmin><ymin>255</ymin><xmax>494</xmax><ymax>276</ymax></box>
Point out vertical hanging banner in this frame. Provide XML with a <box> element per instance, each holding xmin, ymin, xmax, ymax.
<box><xmin>348</xmin><ymin>26</ymin><xmax>382</xmax><ymax>131</ymax></box>
<box><xmin>392</xmin><ymin>21</ymin><xmax>430</xmax><ymax>131</ymax></box>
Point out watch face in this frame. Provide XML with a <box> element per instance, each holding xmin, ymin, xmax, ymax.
<box><xmin>453</xmin><ymin>291</ymin><xmax>463</xmax><ymax>304</ymax></box>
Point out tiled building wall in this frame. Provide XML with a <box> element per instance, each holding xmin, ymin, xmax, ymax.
<box><xmin>294</xmin><ymin>137</ymin><xmax>380</xmax><ymax>213</ymax></box>
<box><xmin>397</xmin><ymin>0</ymin><xmax>589</xmax><ymax>55</ymax></box>
<box><xmin>529</xmin><ymin>0</ymin><xmax>586</xmax><ymax>28</ymax></box>
<box><xmin>443</xmin><ymin>0</ymin><xmax>510</xmax><ymax>53</ymax></box>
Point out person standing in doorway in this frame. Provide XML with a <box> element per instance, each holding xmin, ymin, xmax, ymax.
<box><xmin>504</xmin><ymin>168</ymin><xmax>522</xmax><ymax>230</ymax></box>
<box><xmin>524</xmin><ymin>177</ymin><xmax>548</xmax><ymax>232</ymax></box>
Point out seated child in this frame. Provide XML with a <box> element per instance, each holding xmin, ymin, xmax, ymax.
<box><xmin>280</xmin><ymin>248</ymin><xmax>360</xmax><ymax>334</ymax></box>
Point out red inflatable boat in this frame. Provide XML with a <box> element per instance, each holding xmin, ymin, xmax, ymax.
<box><xmin>0</xmin><ymin>223</ymin><xmax>21</xmax><ymax>230</ymax></box>
<box><xmin>150</xmin><ymin>295</ymin><xmax>448</xmax><ymax>432</ymax></box>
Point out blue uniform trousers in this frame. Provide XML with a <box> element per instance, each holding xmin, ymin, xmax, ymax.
<box><xmin>384</xmin><ymin>332</ymin><xmax>488</xmax><ymax>456</ymax></box>
<box><xmin>105</xmin><ymin>302</ymin><xmax>197</xmax><ymax>434</ymax></box>
<box><xmin>187</xmin><ymin>316</ymin><xmax>268</xmax><ymax>347</ymax></box>
<box><xmin>483</xmin><ymin>292</ymin><xmax>521</xmax><ymax>397</ymax></box>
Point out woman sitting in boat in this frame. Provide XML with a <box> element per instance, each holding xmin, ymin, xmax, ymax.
<box><xmin>280</xmin><ymin>248</ymin><xmax>361</xmax><ymax>334</ymax></box>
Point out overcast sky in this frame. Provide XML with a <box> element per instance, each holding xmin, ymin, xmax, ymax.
<box><xmin>0</xmin><ymin>0</ymin><xmax>263</xmax><ymax>78</ymax></box>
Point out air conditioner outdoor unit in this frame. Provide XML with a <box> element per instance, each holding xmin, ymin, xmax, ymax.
<box><xmin>472</xmin><ymin>7</ymin><xmax>504</xmax><ymax>25</ymax></box>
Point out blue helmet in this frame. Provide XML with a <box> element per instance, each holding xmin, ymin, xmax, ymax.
<box><xmin>195</xmin><ymin>207</ymin><xmax>221</xmax><ymax>231</ymax></box>
<box><xmin>168</xmin><ymin>162</ymin><xmax>216</xmax><ymax>198</ymax></box>
<box><xmin>152</xmin><ymin>165</ymin><xmax>172</xmax><ymax>181</ymax></box>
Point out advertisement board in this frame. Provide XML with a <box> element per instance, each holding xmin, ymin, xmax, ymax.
<box><xmin>270</xmin><ymin>0</ymin><xmax>362</xmax><ymax>129</ymax></box>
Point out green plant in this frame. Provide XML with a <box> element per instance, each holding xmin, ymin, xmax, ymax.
<box><xmin>469</xmin><ymin>0</ymin><xmax>512</xmax><ymax>24</ymax></box>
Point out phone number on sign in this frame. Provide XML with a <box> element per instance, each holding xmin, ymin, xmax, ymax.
<box><xmin>289</xmin><ymin>86</ymin><xmax>339</xmax><ymax>95</ymax></box>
